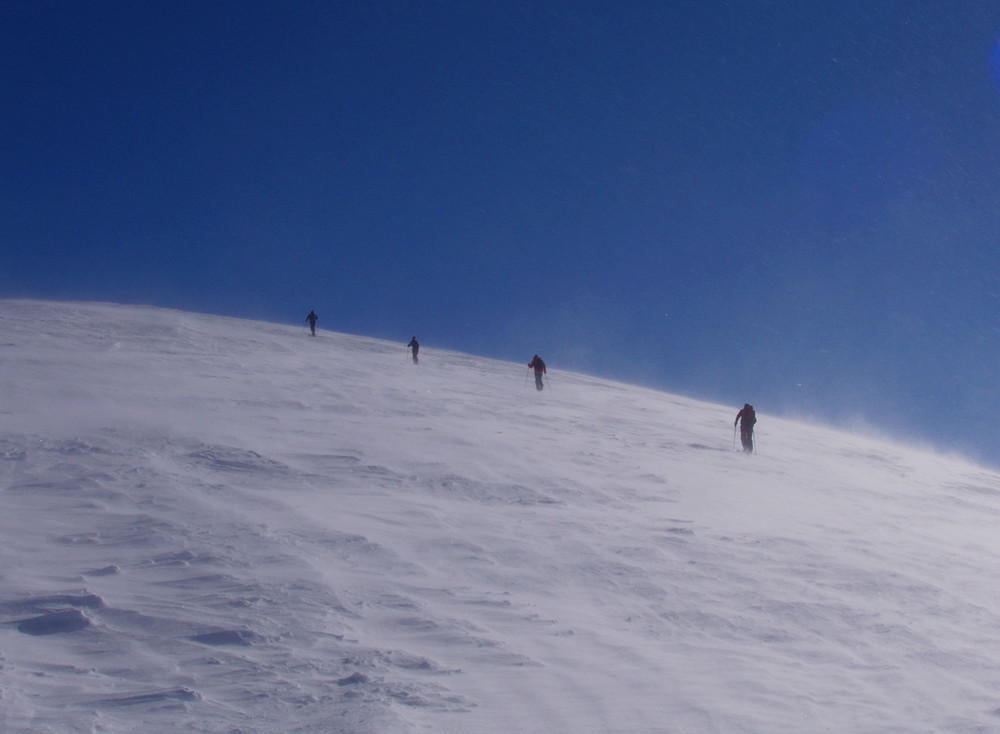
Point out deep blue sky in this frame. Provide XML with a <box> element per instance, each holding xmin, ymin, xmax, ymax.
<box><xmin>4</xmin><ymin>2</ymin><xmax>1000</xmax><ymax>462</ymax></box>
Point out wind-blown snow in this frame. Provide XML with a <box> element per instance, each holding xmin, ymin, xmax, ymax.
<box><xmin>3</xmin><ymin>300</ymin><xmax>1000</xmax><ymax>733</ymax></box>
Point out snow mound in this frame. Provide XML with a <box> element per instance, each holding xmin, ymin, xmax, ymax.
<box><xmin>2</xmin><ymin>299</ymin><xmax>1000</xmax><ymax>733</ymax></box>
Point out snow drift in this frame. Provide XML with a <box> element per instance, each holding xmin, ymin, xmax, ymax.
<box><xmin>2</xmin><ymin>300</ymin><xmax>1000</xmax><ymax>733</ymax></box>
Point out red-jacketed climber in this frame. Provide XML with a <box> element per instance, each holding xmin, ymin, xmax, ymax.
<box><xmin>528</xmin><ymin>355</ymin><xmax>546</xmax><ymax>391</ymax></box>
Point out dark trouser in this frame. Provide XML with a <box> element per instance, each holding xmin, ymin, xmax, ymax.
<box><xmin>534</xmin><ymin>371</ymin><xmax>544</xmax><ymax>390</ymax></box>
<box><xmin>740</xmin><ymin>426</ymin><xmax>754</xmax><ymax>453</ymax></box>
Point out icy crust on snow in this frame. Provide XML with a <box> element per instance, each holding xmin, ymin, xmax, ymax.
<box><xmin>2</xmin><ymin>300</ymin><xmax>1000</xmax><ymax>733</ymax></box>
<box><xmin>0</xmin><ymin>430</ymin><xmax>447</xmax><ymax>734</ymax></box>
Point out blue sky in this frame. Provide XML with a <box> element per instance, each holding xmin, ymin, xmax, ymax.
<box><xmin>4</xmin><ymin>2</ymin><xmax>1000</xmax><ymax>462</ymax></box>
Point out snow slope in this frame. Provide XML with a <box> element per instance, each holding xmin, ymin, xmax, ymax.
<box><xmin>3</xmin><ymin>300</ymin><xmax>1000</xmax><ymax>733</ymax></box>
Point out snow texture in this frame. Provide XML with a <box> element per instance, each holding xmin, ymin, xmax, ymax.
<box><xmin>2</xmin><ymin>300</ymin><xmax>1000</xmax><ymax>733</ymax></box>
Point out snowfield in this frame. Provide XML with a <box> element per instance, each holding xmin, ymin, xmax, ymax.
<box><xmin>3</xmin><ymin>300</ymin><xmax>1000</xmax><ymax>733</ymax></box>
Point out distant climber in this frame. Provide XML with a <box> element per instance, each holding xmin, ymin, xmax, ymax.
<box><xmin>528</xmin><ymin>355</ymin><xmax>546</xmax><ymax>391</ymax></box>
<box><xmin>407</xmin><ymin>337</ymin><xmax>419</xmax><ymax>364</ymax></box>
<box><xmin>734</xmin><ymin>404</ymin><xmax>756</xmax><ymax>453</ymax></box>
<box><xmin>305</xmin><ymin>310</ymin><xmax>318</xmax><ymax>336</ymax></box>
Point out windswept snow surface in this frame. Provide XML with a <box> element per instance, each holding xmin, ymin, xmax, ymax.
<box><xmin>3</xmin><ymin>301</ymin><xmax>1000</xmax><ymax>733</ymax></box>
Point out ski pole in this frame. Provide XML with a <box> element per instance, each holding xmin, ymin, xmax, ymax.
<box><xmin>733</xmin><ymin>424</ymin><xmax>737</xmax><ymax>450</ymax></box>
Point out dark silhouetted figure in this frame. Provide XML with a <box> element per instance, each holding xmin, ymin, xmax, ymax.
<box><xmin>306</xmin><ymin>310</ymin><xmax>318</xmax><ymax>336</ymax></box>
<box><xmin>528</xmin><ymin>354</ymin><xmax>546</xmax><ymax>391</ymax></box>
<box><xmin>407</xmin><ymin>337</ymin><xmax>419</xmax><ymax>364</ymax></box>
<box><xmin>735</xmin><ymin>403</ymin><xmax>756</xmax><ymax>453</ymax></box>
